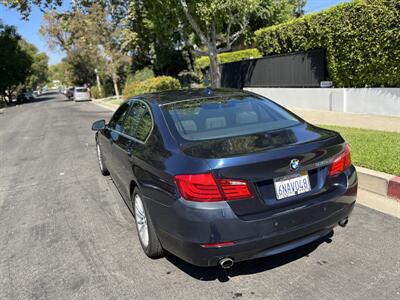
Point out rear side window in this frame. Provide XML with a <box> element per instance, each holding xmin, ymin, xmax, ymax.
<box><xmin>76</xmin><ymin>88</ymin><xmax>88</xmax><ymax>92</ymax></box>
<box><xmin>123</xmin><ymin>101</ymin><xmax>153</xmax><ymax>142</ymax></box>
<box><xmin>161</xmin><ymin>95</ymin><xmax>301</xmax><ymax>141</ymax></box>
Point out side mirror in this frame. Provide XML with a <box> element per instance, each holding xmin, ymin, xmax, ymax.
<box><xmin>92</xmin><ymin>120</ymin><xmax>106</xmax><ymax>131</ymax></box>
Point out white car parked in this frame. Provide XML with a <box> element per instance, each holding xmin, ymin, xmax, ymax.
<box><xmin>73</xmin><ymin>87</ymin><xmax>91</xmax><ymax>102</ymax></box>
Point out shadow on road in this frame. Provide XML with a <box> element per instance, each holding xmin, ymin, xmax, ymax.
<box><xmin>5</xmin><ymin>91</ymin><xmax>68</xmax><ymax>107</ymax></box>
<box><xmin>31</xmin><ymin>91</ymin><xmax>66</xmax><ymax>103</ymax></box>
<box><xmin>166</xmin><ymin>231</ymin><xmax>334</xmax><ymax>282</ymax></box>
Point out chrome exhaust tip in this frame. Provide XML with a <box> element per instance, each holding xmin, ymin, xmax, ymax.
<box><xmin>219</xmin><ymin>258</ymin><xmax>234</xmax><ymax>269</ymax></box>
<box><xmin>339</xmin><ymin>218</ymin><xmax>349</xmax><ymax>228</ymax></box>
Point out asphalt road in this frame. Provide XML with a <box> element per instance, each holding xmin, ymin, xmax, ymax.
<box><xmin>0</xmin><ymin>92</ymin><xmax>399</xmax><ymax>300</ymax></box>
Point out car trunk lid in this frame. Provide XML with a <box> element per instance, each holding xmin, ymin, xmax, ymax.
<box><xmin>180</xmin><ymin>124</ymin><xmax>345</xmax><ymax>217</ymax></box>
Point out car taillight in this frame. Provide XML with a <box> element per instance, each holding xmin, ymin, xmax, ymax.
<box><xmin>175</xmin><ymin>174</ymin><xmax>222</xmax><ymax>201</ymax></box>
<box><xmin>174</xmin><ymin>173</ymin><xmax>252</xmax><ymax>202</ymax></box>
<box><xmin>218</xmin><ymin>179</ymin><xmax>252</xmax><ymax>200</ymax></box>
<box><xmin>329</xmin><ymin>144</ymin><xmax>351</xmax><ymax>176</ymax></box>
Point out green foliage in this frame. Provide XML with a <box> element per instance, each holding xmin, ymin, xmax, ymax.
<box><xmin>254</xmin><ymin>0</ymin><xmax>400</xmax><ymax>87</ymax></box>
<box><xmin>322</xmin><ymin>125</ymin><xmax>400</xmax><ymax>176</ymax></box>
<box><xmin>246</xmin><ymin>0</ymin><xmax>300</xmax><ymax>41</ymax></box>
<box><xmin>123</xmin><ymin>76</ymin><xmax>181</xmax><ymax>99</ymax></box>
<box><xmin>48</xmin><ymin>60</ymin><xmax>71</xmax><ymax>85</ymax></box>
<box><xmin>195</xmin><ymin>48</ymin><xmax>262</xmax><ymax>71</ymax></box>
<box><xmin>2</xmin><ymin>0</ymin><xmax>63</xmax><ymax>19</ymax></box>
<box><xmin>40</xmin><ymin>3</ymin><xmax>130</xmax><ymax>96</ymax></box>
<box><xmin>91</xmin><ymin>86</ymin><xmax>105</xmax><ymax>99</ymax></box>
<box><xmin>19</xmin><ymin>40</ymin><xmax>49</xmax><ymax>89</ymax></box>
<box><xmin>289</xmin><ymin>0</ymin><xmax>306</xmax><ymax>18</ymax></box>
<box><xmin>125</xmin><ymin>67</ymin><xmax>155</xmax><ymax>87</ymax></box>
<box><xmin>0</xmin><ymin>22</ymin><xmax>33</xmax><ymax>102</ymax></box>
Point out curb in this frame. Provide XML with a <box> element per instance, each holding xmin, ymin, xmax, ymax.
<box><xmin>388</xmin><ymin>176</ymin><xmax>400</xmax><ymax>200</ymax></box>
<box><xmin>93</xmin><ymin>96</ymin><xmax>117</xmax><ymax>102</ymax></box>
<box><xmin>356</xmin><ymin>166</ymin><xmax>400</xmax><ymax>201</ymax></box>
<box><xmin>91</xmin><ymin>99</ymin><xmax>400</xmax><ymax>201</ymax></box>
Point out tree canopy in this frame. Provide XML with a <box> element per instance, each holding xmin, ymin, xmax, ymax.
<box><xmin>40</xmin><ymin>2</ymin><xmax>130</xmax><ymax>98</ymax></box>
<box><xmin>5</xmin><ymin>0</ymin><xmax>305</xmax><ymax>94</ymax></box>
<box><xmin>2</xmin><ymin>0</ymin><xmax>63</xmax><ymax>19</ymax></box>
<box><xmin>0</xmin><ymin>20</ymin><xmax>49</xmax><ymax>103</ymax></box>
<box><xmin>19</xmin><ymin>39</ymin><xmax>49</xmax><ymax>89</ymax></box>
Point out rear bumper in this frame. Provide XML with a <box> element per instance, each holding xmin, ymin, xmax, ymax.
<box><xmin>152</xmin><ymin>167</ymin><xmax>357</xmax><ymax>267</ymax></box>
<box><xmin>158</xmin><ymin>201</ymin><xmax>354</xmax><ymax>267</ymax></box>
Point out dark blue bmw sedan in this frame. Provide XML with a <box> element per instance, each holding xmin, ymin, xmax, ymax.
<box><xmin>92</xmin><ymin>88</ymin><xmax>357</xmax><ymax>268</ymax></box>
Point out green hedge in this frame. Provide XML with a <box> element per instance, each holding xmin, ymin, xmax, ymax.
<box><xmin>254</xmin><ymin>0</ymin><xmax>400</xmax><ymax>87</ymax></box>
<box><xmin>123</xmin><ymin>76</ymin><xmax>181</xmax><ymax>99</ymax></box>
<box><xmin>195</xmin><ymin>48</ymin><xmax>262</xmax><ymax>71</ymax></box>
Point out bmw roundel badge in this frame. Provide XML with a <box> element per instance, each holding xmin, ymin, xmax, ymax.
<box><xmin>290</xmin><ymin>159</ymin><xmax>300</xmax><ymax>171</ymax></box>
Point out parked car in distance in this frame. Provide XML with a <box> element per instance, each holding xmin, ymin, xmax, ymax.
<box><xmin>16</xmin><ymin>93</ymin><xmax>29</xmax><ymax>104</ymax></box>
<box><xmin>92</xmin><ymin>88</ymin><xmax>357</xmax><ymax>268</ymax></box>
<box><xmin>74</xmin><ymin>87</ymin><xmax>91</xmax><ymax>102</ymax></box>
<box><xmin>24</xmin><ymin>91</ymin><xmax>34</xmax><ymax>101</ymax></box>
<box><xmin>66</xmin><ymin>87</ymin><xmax>74</xmax><ymax>100</ymax></box>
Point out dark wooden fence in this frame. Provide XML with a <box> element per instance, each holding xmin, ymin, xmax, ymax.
<box><xmin>219</xmin><ymin>49</ymin><xmax>326</xmax><ymax>89</ymax></box>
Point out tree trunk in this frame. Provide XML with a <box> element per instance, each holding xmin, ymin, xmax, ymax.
<box><xmin>208</xmin><ymin>43</ymin><xmax>221</xmax><ymax>88</ymax></box>
<box><xmin>5</xmin><ymin>90</ymin><xmax>13</xmax><ymax>104</ymax></box>
<box><xmin>182</xmin><ymin>48</ymin><xmax>195</xmax><ymax>73</ymax></box>
<box><xmin>95</xmin><ymin>73</ymin><xmax>102</xmax><ymax>96</ymax></box>
<box><xmin>208</xmin><ymin>23</ymin><xmax>221</xmax><ymax>88</ymax></box>
<box><xmin>112</xmin><ymin>72</ymin><xmax>120</xmax><ymax>100</ymax></box>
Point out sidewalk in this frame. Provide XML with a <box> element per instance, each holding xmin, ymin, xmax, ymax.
<box><xmin>291</xmin><ymin>108</ymin><xmax>400</xmax><ymax>133</ymax></box>
<box><xmin>91</xmin><ymin>98</ymin><xmax>119</xmax><ymax>111</ymax></box>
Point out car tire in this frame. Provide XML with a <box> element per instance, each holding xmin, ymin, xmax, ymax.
<box><xmin>96</xmin><ymin>141</ymin><xmax>109</xmax><ymax>176</ymax></box>
<box><xmin>133</xmin><ymin>188</ymin><xmax>164</xmax><ymax>258</ymax></box>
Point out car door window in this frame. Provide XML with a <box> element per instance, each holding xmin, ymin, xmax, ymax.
<box><xmin>108</xmin><ymin>102</ymin><xmax>131</xmax><ymax>132</ymax></box>
<box><xmin>123</xmin><ymin>101</ymin><xmax>153</xmax><ymax>142</ymax></box>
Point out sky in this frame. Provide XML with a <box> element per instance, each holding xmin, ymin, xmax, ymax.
<box><xmin>0</xmin><ymin>0</ymin><xmax>350</xmax><ymax>66</ymax></box>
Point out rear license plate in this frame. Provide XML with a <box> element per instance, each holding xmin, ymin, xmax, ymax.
<box><xmin>273</xmin><ymin>172</ymin><xmax>311</xmax><ymax>200</ymax></box>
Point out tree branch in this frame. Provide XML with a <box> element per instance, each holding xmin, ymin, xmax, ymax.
<box><xmin>177</xmin><ymin>18</ymin><xmax>208</xmax><ymax>56</ymax></box>
<box><xmin>217</xmin><ymin>15</ymin><xmax>249</xmax><ymax>53</ymax></box>
<box><xmin>229</xmin><ymin>15</ymin><xmax>249</xmax><ymax>44</ymax></box>
<box><xmin>179</xmin><ymin>0</ymin><xmax>208</xmax><ymax>45</ymax></box>
<box><xmin>184</xmin><ymin>39</ymin><xmax>208</xmax><ymax>56</ymax></box>
<box><xmin>226</xmin><ymin>9</ymin><xmax>233</xmax><ymax>47</ymax></box>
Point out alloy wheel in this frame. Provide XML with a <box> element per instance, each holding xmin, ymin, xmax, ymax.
<box><xmin>134</xmin><ymin>194</ymin><xmax>149</xmax><ymax>247</ymax></box>
<box><xmin>96</xmin><ymin>143</ymin><xmax>104</xmax><ymax>172</ymax></box>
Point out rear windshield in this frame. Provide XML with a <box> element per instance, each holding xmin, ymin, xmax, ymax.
<box><xmin>76</xmin><ymin>88</ymin><xmax>88</xmax><ymax>92</ymax></box>
<box><xmin>161</xmin><ymin>95</ymin><xmax>301</xmax><ymax>141</ymax></box>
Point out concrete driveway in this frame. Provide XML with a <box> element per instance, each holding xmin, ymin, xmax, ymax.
<box><xmin>0</xmin><ymin>92</ymin><xmax>399</xmax><ymax>299</ymax></box>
